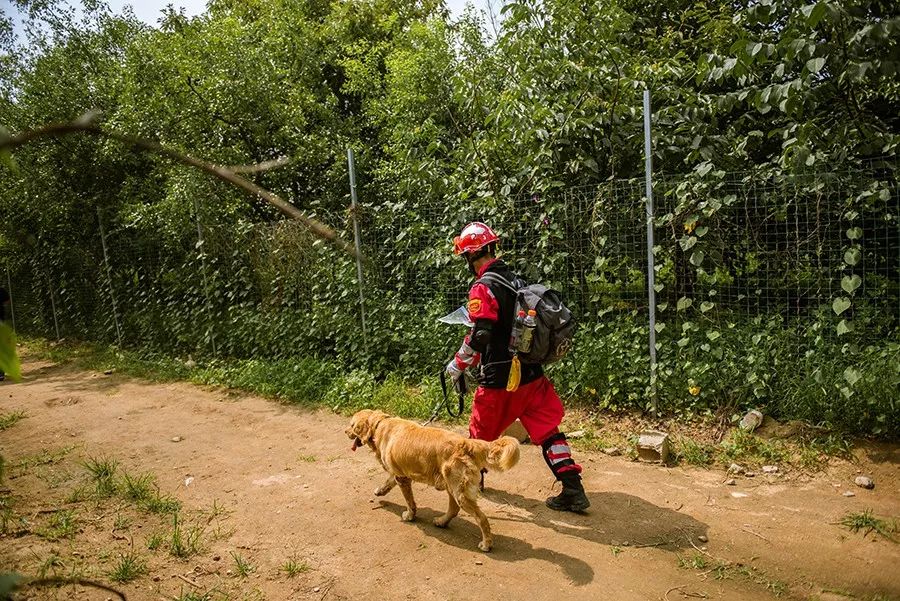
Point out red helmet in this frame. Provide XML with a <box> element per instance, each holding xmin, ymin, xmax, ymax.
<box><xmin>453</xmin><ymin>222</ymin><xmax>500</xmax><ymax>255</ymax></box>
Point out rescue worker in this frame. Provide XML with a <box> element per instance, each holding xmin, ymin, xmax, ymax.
<box><xmin>445</xmin><ymin>222</ymin><xmax>590</xmax><ymax>512</ymax></box>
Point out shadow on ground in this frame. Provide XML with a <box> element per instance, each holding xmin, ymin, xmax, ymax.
<box><xmin>377</xmin><ymin>500</ymin><xmax>596</xmax><ymax>586</ymax></box>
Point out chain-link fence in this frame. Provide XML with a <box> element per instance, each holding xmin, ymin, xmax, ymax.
<box><xmin>4</xmin><ymin>164</ymin><xmax>898</xmax><ymax>412</ymax></box>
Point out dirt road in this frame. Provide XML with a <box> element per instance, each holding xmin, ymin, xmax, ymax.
<box><xmin>1</xmin><ymin>358</ymin><xmax>898</xmax><ymax>600</ymax></box>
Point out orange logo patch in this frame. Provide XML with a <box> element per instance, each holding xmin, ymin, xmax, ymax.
<box><xmin>467</xmin><ymin>299</ymin><xmax>483</xmax><ymax>316</ymax></box>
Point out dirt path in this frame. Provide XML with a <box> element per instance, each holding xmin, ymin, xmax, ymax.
<box><xmin>1</xmin><ymin>358</ymin><xmax>898</xmax><ymax>601</ymax></box>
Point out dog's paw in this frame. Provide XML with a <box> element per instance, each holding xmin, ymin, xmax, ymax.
<box><xmin>478</xmin><ymin>540</ymin><xmax>492</xmax><ymax>552</ymax></box>
<box><xmin>401</xmin><ymin>510</ymin><xmax>416</xmax><ymax>522</ymax></box>
<box><xmin>433</xmin><ymin>516</ymin><xmax>451</xmax><ymax>528</ymax></box>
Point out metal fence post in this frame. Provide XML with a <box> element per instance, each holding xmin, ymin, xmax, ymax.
<box><xmin>44</xmin><ymin>269</ymin><xmax>61</xmax><ymax>341</ymax></box>
<box><xmin>643</xmin><ymin>89</ymin><xmax>659</xmax><ymax>415</ymax></box>
<box><xmin>5</xmin><ymin>265</ymin><xmax>15</xmax><ymax>331</ymax></box>
<box><xmin>193</xmin><ymin>196</ymin><xmax>218</xmax><ymax>356</ymax></box>
<box><xmin>347</xmin><ymin>148</ymin><xmax>368</xmax><ymax>345</ymax></box>
<box><xmin>97</xmin><ymin>208</ymin><xmax>124</xmax><ymax>347</ymax></box>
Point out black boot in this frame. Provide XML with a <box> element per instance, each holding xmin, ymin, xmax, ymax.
<box><xmin>545</xmin><ymin>473</ymin><xmax>590</xmax><ymax>512</ymax></box>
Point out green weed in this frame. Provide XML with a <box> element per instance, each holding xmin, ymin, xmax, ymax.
<box><xmin>121</xmin><ymin>471</ymin><xmax>156</xmax><ymax>503</ymax></box>
<box><xmin>109</xmin><ymin>551</ymin><xmax>147</xmax><ymax>583</ymax></box>
<box><xmin>840</xmin><ymin>509</ymin><xmax>897</xmax><ymax>541</ymax></box>
<box><xmin>169</xmin><ymin>514</ymin><xmax>204</xmax><ymax>558</ymax></box>
<box><xmin>39</xmin><ymin>508</ymin><xmax>78</xmax><ymax>540</ymax></box>
<box><xmin>281</xmin><ymin>556</ymin><xmax>310</xmax><ymax>577</ymax></box>
<box><xmin>82</xmin><ymin>456</ymin><xmax>118</xmax><ymax>497</ymax></box>
<box><xmin>717</xmin><ymin>429</ymin><xmax>788</xmax><ymax>467</ymax></box>
<box><xmin>35</xmin><ymin>552</ymin><xmax>65</xmax><ymax>578</ymax></box>
<box><xmin>230</xmin><ymin>551</ymin><xmax>255</xmax><ymax>578</ymax></box>
<box><xmin>147</xmin><ymin>531</ymin><xmax>165</xmax><ymax>551</ymax></box>
<box><xmin>675</xmin><ymin>436</ymin><xmax>714</xmax><ymax>466</ymax></box>
<box><xmin>0</xmin><ymin>410</ymin><xmax>26</xmax><ymax>431</ymax></box>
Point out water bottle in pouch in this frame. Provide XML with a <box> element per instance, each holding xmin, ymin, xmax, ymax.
<box><xmin>518</xmin><ymin>309</ymin><xmax>537</xmax><ymax>354</ymax></box>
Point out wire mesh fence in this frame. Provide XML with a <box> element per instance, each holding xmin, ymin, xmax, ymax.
<box><xmin>4</xmin><ymin>164</ymin><xmax>897</xmax><ymax>406</ymax></box>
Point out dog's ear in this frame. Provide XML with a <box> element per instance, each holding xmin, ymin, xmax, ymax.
<box><xmin>363</xmin><ymin>411</ymin><xmax>388</xmax><ymax>443</ymax></box>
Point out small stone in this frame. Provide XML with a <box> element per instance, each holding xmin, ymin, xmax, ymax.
<box><xmin>567</xmin><ymin>430</ymin><xmax>586</xmax><ymax>439</ymax></box>
<box><xmin>171</xmin><ymin>436</ymin><xmax>183</xmax><ymax>443</ymax></box>
<box><xmin>698</xmin><ymin>535</ymin><xmax>708</xmax><ymax>543</ymax></box>
<box><xmin>745</xmin><ymin>471</ymin><xmax>756</xmax><ymax>478</ymax></box>
<box><xmin>213</xmin><ymin>555</ymin><xmax>221</xmax><ymax>561</ymax></box>
<box><xmin>313</xmin><ymin>587</ymin><xmax>320</xmax><ymax>593</ymax></box>
<box><xmin>843</xmin><ymin>491</ymin><xmax>855</xmax><ymax>497</ymax></box>
<box><xmin>730</xmin><ymin>492</ymin><xmax>750</xmax><ymax>498</ymax></box>
<box><xmin>724</xmin><ymin>478</ymin><xmax>736</xmax><ymax>486</ymax></box>
<box><xmin>854</xmin><ymin>476</ymin><xmax>874</xmax><ymax>489</ymax></box>
<box><xmin>226</xmin><ymin>570</ymin><xmax>233</xmax><ymax>576</ymax></box>
<box><xmin>475</xmin><ymin>560</ymin><xmax>483</xmax><ymax>565</ymax></box>
<box><xmin>622</xmin><ymin>541</ymin><xmax>630</xmax><ymax>547</ymax></box>
<box><xmin>728</xmin><ymin>463</ymin><xmax>745</xmax><ymax>475</ymax></box>
<box><xmin>762</xmin><ymin>465</ymin><xmax>779</xmax><ymax>474</ymax></box>
<box><xmin>103</xmin><ymin>369</ymin><xmax>114</xmax><ymax>375</ymax></box>
<box><xmin>603</xmin><ymin>447</ymin><xmax>622</xmax><ymax>456</ymax></box>
<box><xmin>152</xmin><ymin>576</ymin><xmax>161</xmax><ymax>582</ymax></box>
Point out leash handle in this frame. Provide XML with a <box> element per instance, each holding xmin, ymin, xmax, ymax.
<box><xmin>439</xmin><ymin>365</ymin><xmax>466</xmax><ymax>419</ymax></box>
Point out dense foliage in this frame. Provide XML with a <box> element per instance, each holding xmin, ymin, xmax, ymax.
<box><xmin>0</xmin><ymin>0</ymin><xmax>897</xmax><ymax>436</ymax></box>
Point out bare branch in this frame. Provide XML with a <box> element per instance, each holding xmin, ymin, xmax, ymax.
<box><xmin>0</xmin><ymin>118</ymin><xmax>366</xmax><ymax>263</ymax></box>
<box><xmin>225</xmin><ymin>156</ymin><xmax>291</xmax><ymax>174</ymax></box>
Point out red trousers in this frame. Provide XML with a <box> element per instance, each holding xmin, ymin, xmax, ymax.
<box><xmin>469</xmin><ymin>376</ymin><xmax>564</xmax><ymax>446</ymax></box>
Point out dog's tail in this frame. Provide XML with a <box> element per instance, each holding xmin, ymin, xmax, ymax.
<box><xmin>485</xmin><ymin>436</ymin><xmax>520</xmax><ymax>472</ymax></box>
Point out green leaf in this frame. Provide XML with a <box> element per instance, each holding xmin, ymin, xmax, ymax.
<box><xmin>654</xmin><ymin>322</ymin><xmax>666</xmax><ymax>333</ymax></box>
<box><xmin>690</xmin><ymin>250</ymin><xmax>704</xmax><ymax>266</ymax></box>
<box><xmin>706</xmin><ymin>330</ymin><xmax>721</xmax><ymax>341</ymax></box>
<box><xmin>843</xmin><ymin>367</ymin><xmax>861</xmax><ymax>386</ymax></box>
<box><xmin>807</xmin><ymin>2</ymin><xmax>828</xmax><ymax>28</ymax></box>
<box><xmin>845</xmin><ymin>227</ymin><xmax>862</xmax><ymax>240</ymax></box>
<box><xmin>679</xmin><ymin>236</ymin><xmax>697</xmax><ymax>251</ymax></box>
<box><xmin>806</xmin><ymin>57</ymin><xmax>826</xmax><ymax>74</ymax></box>
<box><xmin>695</xmin><ymin>226</ymin><xmax>708</xmax><ymax>238</ymax></box>
<box><xmin>700</xmin><ymin>301</ymin><xmax>715</xmax><ymax>313</ymax></box>
<box><xmin>843</xmin><ymin>248</ymin><xmax>861</xmax><ymax>266</ymax></box>
<box><xmin>832</xmin><ymin>297</ymin><xmax>851</xmax><ymax>315</ymax></box>
<box><xmin>836</xmin><ymin>320</ymin><xmax>852</xmax><ymax>337</ymax></box>
<box><xmin>677</xmin><ymin>297</ymin><xmax>693</xmax><ymax>311</ymax></box>
<box><xmin>841</xmin><ymin>274</ymin><xmax>861</xmax><ymax>294</ymax></box>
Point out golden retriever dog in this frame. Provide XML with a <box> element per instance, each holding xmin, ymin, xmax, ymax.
<box><xmin>346</xmin><ymin>409</ymin><xmax>520</xmax><ymax>552</ymax></box>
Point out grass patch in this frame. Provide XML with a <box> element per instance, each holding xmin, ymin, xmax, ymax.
<box><xmin>717</xmin><ymin>429</ymin><xmax>788</xmax><ymax>467</ymax></box>
<box><xmin>0</xmin><ymin>410</ymin><xmax>26</xmax><ymax>431</ymax></box>
<box><xmin>109</xmin><ymin>550</ymin><xmax>148</xmax><ymax>583</ymax></box>
<box><xmin>15</xmin><ymin>446</ymin><xmax>75</xmax><ymax>470</ymax></box>
<box><xmin>230</xmin><ymin>551</ymin><xmax>255</xmax><ymax>578</ymax></box>
<box><xmin>169</xmin><ymin>514</ymin><xmax>204</xmax><ymax>558</ymax></box>
<box><xmin>674</xmin><ymin>436</ymin><xmax>715</xmax><ymax>466</ymax></box>
<box><xmin>840</xmin><ymin>509</ymin><xmax>898</xmax><ymax>541</ymax></box>
<box><xmin>35</xmin><ymin>552</ymin><xmax>65</xmax><ymax>578</ymax></box>
<box><xmin>281</xmin><ymin>556</ymin><xmax>310</xmax><ymax>577</ymax></box>
<box><xmin>147</xmin><ymin>531</ymin><xmax>165</xmax><ymax>551</ymax></box>
<box><xmin>21</xmin><ymin>339</ymin><xmax>448</xmax><ymax>423</ymax></box>
<box><xmin>82</xmin><ymin>456</ymin><xmax>118</xmax><ymax>498</ymax></box>
<box><xmin>38</xmin><ymin>509</ymin><xmax>78</xmax><ymax>540</ymax></box>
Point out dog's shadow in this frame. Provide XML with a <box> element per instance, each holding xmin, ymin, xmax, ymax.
<box><xmin>376</xmin><ymin>500</ymin><xmax>595</xmax><ymax>586</ymax></box>
<box><xmin>483</xmin><ymin>488</ymin><xmax>708</xmax><ymax>551</ymax></box>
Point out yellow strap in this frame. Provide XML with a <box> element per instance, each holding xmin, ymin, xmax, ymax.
<box><xmin>506</xmin><ymin>355</ymin><xmax>521</xmax><ymax>392</ymax></box>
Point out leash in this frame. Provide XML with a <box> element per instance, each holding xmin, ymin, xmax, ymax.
<box><xmin>423</xmin><ymin>364</ymin><xmax>465</xmax><ymax>425</ymax></box>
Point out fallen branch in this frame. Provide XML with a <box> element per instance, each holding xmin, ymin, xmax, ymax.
<box><xmin>0</xmin><ymin>114</ymin><xmax>365</xmax><ymax>262</ymax></box>
<box><xmin>741</xmin><ymin>525</ymin><xmax>770</xmax><ymax>542</ymax></box>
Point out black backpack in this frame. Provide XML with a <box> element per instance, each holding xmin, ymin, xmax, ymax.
<box><xmin>477</xmin><ymin>272</ymin><xmax>576</xmax><ymax>365</ymax></box>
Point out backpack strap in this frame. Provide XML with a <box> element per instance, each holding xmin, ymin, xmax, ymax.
<box><xmin>477</xmin><ymin>272</ymin><xmax>520</xmax><ymax>295</ymax></box>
